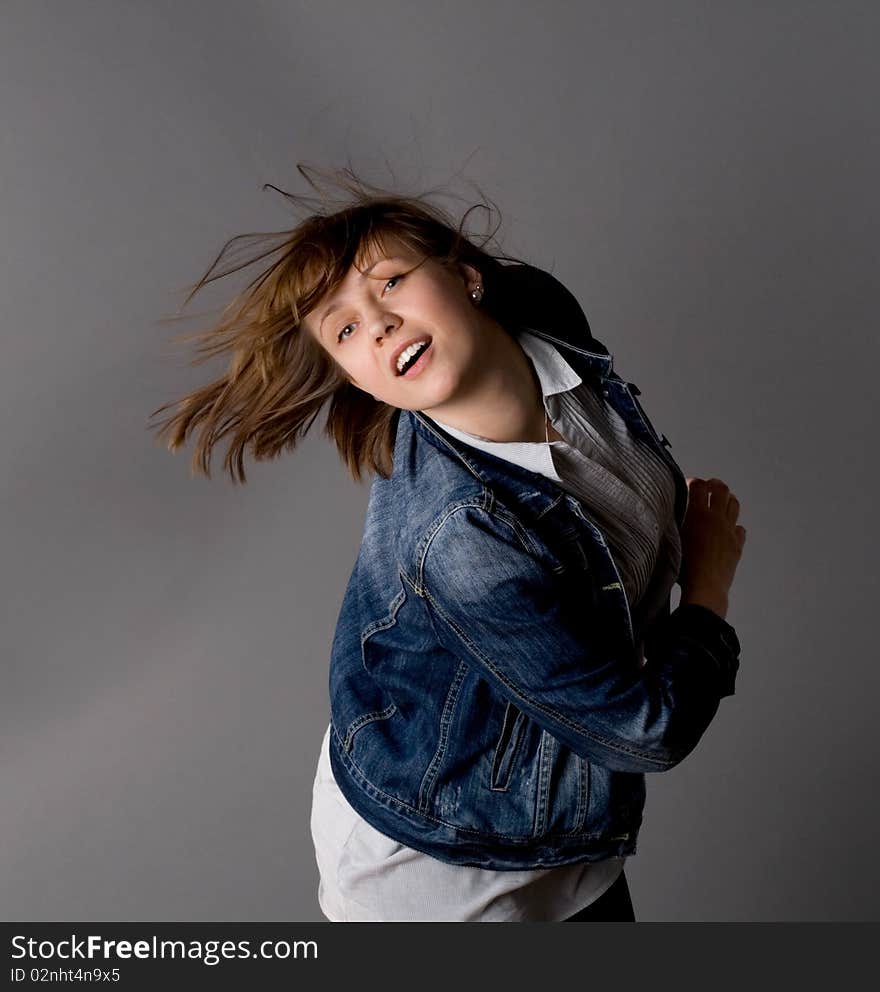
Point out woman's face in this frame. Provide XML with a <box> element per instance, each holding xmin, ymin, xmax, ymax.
<box><xmin>301</xmin><ymin>238</ymin><xmax>488</xmax><ymax>412</ymax></box>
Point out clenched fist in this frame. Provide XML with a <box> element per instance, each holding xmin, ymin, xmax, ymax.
<box><xmin>678</xmin><ymin>477</ymin><xmax>747</xmax><ymax>620</ymax></box>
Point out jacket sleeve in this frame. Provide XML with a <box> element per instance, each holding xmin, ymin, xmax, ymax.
<box><xmin>420</xmin><ymin>501</ymin><xmax>741</xmax><ymax>774</ymax></box>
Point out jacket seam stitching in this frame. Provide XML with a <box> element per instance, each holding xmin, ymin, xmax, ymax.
<box><xmin>523</xmin><ymin>328</ymin><xmax>613</xmax><ymax>364</ymax></box>
<box><xmin>341</xmin><ymin>705</ymin><xmax>398</xmax><ymax>753</ymax></box>
<box><xmin>416</xmin><ymin>498</ymin><xmax>543</xmax><ymax>592</ymax></box>
<box><xmin>416</xmin><ymin>661</ymin><xmax>468</xmax><ymax>811</ymax></box>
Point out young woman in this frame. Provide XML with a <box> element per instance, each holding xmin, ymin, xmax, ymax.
<box><xmin>150</xmin><ymin>168</ymin><xmax>746</xmax><ymax>922</ymax></box>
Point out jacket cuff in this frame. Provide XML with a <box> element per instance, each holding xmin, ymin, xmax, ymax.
<box><xmin>644</xmin><ymin>603</ymin><xmax>741</xmax><ymax>697</ymax></box>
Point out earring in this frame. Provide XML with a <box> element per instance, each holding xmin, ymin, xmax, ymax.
<box><xmin>470</xmin><ymin>283</ymin><xmax>483</xmax><ymax>304</ymax></box>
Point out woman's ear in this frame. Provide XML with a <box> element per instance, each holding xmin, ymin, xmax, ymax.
<box><xmin>457</xmin><ymin>261</ymin><xmax>482</xmax><ymax>296</ymax></box>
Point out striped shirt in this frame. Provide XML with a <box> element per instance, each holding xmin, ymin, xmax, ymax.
<box><xmin>309</xmin><ymin>327</ymin><xmax>681</xmax><ymax>921</ymax></box>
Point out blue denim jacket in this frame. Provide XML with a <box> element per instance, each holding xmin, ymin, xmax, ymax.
<box><xmin>326</xmin><ymin>263</ymin><xmax>741</xmax><ymax>870</ymax></box>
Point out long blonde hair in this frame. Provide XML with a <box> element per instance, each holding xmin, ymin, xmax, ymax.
<box><xmin>147</xmin><ymin>165</ymin><xmax>530</xmax><ymax>483</ymax></box>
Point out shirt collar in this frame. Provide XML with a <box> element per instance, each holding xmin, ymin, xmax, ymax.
<box><xmin>515</xmin><ymin>326</ymin><xmax>583</xmax><ymax>397</ymax></box>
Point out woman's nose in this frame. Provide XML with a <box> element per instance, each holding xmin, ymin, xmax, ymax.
<box><xmin>373</xmin><ymin>315</ymin><xmax>399</xmax><ymax>342</ymax></box>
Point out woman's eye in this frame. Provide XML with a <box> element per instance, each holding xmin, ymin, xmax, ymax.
<box><xmin>336</xmin><ymin>275</ymin><xmax>404</xmax><ymax>342</ymax></box>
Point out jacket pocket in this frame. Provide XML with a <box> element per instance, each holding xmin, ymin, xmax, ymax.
<box><xmin>489</xmin><ymin>700</ymin><xmax>529</xmax><ymax>792</ymax></box>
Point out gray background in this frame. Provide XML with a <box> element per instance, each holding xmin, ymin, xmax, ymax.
<box><xmin>2</xmin><ymin>0</ymin><xmax>877</xmax><ymax>922</ymax></box>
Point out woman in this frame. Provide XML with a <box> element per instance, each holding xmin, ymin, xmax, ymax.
<box><xmin>150</xmin><ymin>167</ymin><xmax>746</xmax><ymax>922</ymax></box>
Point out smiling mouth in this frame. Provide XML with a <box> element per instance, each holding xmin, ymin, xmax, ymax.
<box><xmin>395</xmin><ymin>338</ymin><xmax>433</xmax><ymax>376</ymax></box>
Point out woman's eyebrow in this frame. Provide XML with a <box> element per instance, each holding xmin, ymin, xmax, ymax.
<box><xmin>319</xmin><ymin>256</ymin><xmax>406</xmax><ymax>330</ymax></box>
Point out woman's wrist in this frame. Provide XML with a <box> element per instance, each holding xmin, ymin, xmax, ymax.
<box><xmin>680</xmin><ymin>585</ymin><xmax>729</xmax><ymax>620</ymax></box>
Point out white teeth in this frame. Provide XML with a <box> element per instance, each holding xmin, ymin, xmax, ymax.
<box><xmin>396</xmin><ymin>339</ymin><xmax>430</xmax><ymax>373</ymax></box>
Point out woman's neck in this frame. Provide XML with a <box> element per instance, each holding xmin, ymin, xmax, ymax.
<box><xmin>422</xmin><ymin>324</ymin><xmax>547</xmax><ymax>443</ymax></box>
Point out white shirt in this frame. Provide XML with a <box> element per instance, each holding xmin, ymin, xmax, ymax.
<box><xmin>310</xmin><ymin>328</ymin><xmax>680</xmax><ymax>921</ymax></box>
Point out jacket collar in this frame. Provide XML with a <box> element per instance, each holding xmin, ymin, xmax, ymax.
<box><xmin>488</xmin><ymin>259</ymin><xmax>615</xmax><ymax>380</ymax></box>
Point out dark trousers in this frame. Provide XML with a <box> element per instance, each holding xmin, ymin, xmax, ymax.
<box><xmin>562</xmin><ymin>869</ymin><xmax>635</xmax><ymax>922</ymax></box>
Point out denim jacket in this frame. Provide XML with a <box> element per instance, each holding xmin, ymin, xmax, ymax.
<box><xmin>326</xmin><ymin>262</ymin><xmax>742</xmax><ymax>870</ymax></box>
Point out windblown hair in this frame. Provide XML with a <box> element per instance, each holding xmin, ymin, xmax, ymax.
<box><xmin>148</xmin><ymin>164</ymin><xmax>531</xmax><ymax>484</ymax></box>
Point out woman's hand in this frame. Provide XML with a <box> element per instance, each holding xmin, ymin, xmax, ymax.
<box><xmin>678</xmin><ymin>477</ymin><xmax>747</xmax><ymax>620</ymax></box>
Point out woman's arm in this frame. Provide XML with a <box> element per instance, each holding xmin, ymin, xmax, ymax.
<box><xmin>420</xmin><ymin>501</ymin><xmax>740</xmax><ymax>775</ymax></box>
